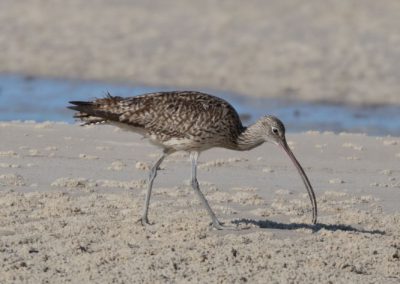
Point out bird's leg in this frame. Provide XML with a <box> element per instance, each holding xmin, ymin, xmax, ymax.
<box><xmin>190</xmin><ymin>152</ymin><xmax>231</xmax><ymax>230</ymax></box>
<box><xmin>139</xmin><ymin>150</ymin><xmax>170</xmax><ymax>225</ymax></box>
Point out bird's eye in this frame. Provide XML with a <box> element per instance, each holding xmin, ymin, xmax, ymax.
<box><xmin>272</xmin><ymin>127</ymin><xmax>278</xmax><ymax>134</ymax></box>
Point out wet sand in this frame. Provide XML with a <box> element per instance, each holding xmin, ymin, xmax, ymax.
<box><xmin>1</xmin><ymin>0</ymin><xmax>400</xmax><ymax>105</ymax></box>
<box><xmin>0</xmin><ymin>122</ymin><xmax>399</xmax><ymax>283</ymax></box>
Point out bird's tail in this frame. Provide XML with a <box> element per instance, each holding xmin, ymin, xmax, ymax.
<box><xmin>67</xmin><ymin>94</ymin><xmax>123</xmax><ymax>125</ymax></box>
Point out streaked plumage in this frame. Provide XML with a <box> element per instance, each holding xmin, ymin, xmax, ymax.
<box><xmin>70</xmin><ymin>92</ymin><xmax>245</xmax><ymax>151</ymax></box>
<box><xmin>68</xmin><ymin>91</ymin><xmax>317</xmax><ymax>229</ymax></box>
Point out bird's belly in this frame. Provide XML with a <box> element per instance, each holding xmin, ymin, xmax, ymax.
<box><xmin>155</xmin><ymin>137</ymin><xmax>212</xmax><ymax>152</ymax></box>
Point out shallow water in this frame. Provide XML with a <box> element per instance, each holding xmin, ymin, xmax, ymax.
<box><xmin>0</xmin><ymin>74</ymin><xmax>399</xmax><ymax>136</ymax></box>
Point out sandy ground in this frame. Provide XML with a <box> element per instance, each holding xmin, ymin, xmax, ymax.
<box><xmin>0</xmin><ymin>121</ymin><xmax>398</xmax><ymax>283</ymax></box>
<box><xmin>1</xmin><ymin>1</ymin><xmax>399</xmax><ymax>282</ymax></box>
<box><xmin>1</xmin><ymin>0</ymin><xmax>400</xmax><ymax>105</ymax></box>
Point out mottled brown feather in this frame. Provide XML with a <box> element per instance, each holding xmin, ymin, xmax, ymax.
<box><xmin>68</xmin><ymin>91</ymin><xmax>245</xmax><ymax>151</ymax></box>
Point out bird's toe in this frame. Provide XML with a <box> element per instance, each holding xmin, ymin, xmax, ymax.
<box><xmin>210</xmin><ymin>221</ymin><xmax>238</xmax><ymax>231</ymax></box>
<box><xmin>137</xmin><ymin>217</ymin><xmax>152</xmax><ymax>226</ymax></box>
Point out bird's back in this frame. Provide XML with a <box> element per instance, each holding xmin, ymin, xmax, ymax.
<box><xmin>69</xmin><ymin>91</ymin><xmax>245</xmax><ymax>151</ymax></box>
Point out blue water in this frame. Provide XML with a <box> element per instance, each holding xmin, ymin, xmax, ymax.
<box><xmin>0</xmin><ymin>74</ymin><xmax>399</xmax><ymax>136</ymax></box>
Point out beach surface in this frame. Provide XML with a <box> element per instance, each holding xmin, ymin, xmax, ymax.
<box><xmin>1</xmin><ymin>0</ymin><xmax>400</xmax><ymax>282</ymax></box>
<box><xmin>0</xmin><ymin>121</ymin><xmax>399</xmax><ymax>283</ymax></box>
<box><xmin>1</xmin><ymin>0</ymin><xmax>400</xmax><ymax>105</ymax></box>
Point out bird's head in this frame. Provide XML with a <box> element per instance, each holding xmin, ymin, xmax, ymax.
<box><xmin>259</xmin><ymin>115</ymin><xmax>286</xmax><ymax>145</ymax></box>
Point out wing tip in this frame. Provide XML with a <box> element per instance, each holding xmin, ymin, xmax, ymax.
<box><xmin>68</xmin><ymin>101</ymin><xmax>92</xmax><ymax>106</ymax></box>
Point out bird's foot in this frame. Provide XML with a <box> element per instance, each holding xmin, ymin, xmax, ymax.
<box><xmin>210</xmin><ymin>220</ymin><xmax>238</xmax><ymax>230</ymax></box>
<box><xmin>136</xmin><ymin>216</ymin><xmax>153</xmax><ymax>226</ymax></box>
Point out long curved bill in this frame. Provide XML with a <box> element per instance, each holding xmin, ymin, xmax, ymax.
<box><xmin>278</xmin><ymin>139</ymin><xmax>318</xmax><ymax>224</ymax></box>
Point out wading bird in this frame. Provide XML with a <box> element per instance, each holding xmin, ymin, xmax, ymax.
<box><xmin>68</xmin><ymin>91</ymin><xmax>317</xmax><ymax>229</ymax></box>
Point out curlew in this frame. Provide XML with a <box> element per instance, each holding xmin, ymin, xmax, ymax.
<box><xmin>68</xmin><ymin>91</ymin><xmax>317</xmax><ymax>229</ymax></box>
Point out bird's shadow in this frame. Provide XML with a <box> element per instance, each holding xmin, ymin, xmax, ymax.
<box><xmin>233</xmin><ymin>218</ymin><xmax>386</xmax><ymax>235</ymax></box>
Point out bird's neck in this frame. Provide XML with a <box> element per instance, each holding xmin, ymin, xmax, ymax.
<box><xmin>235</xmin><ymin>122</ymin><xmax>265</xmax><ymax>151</ymax></box>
